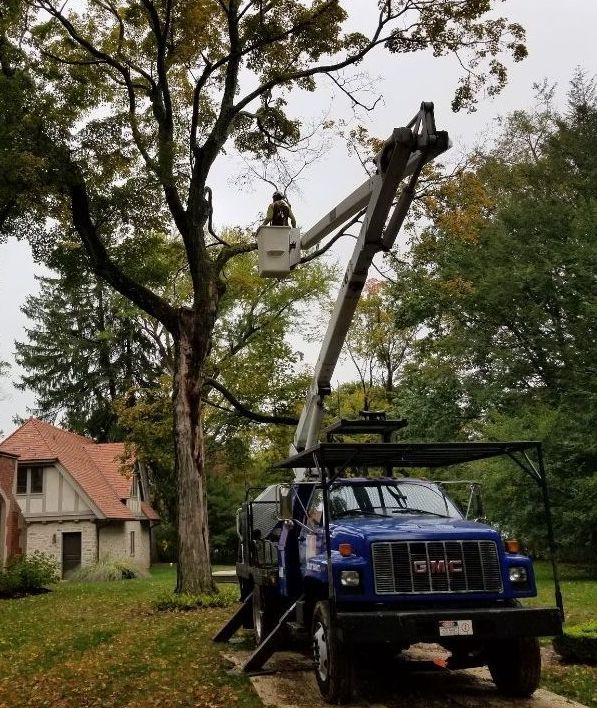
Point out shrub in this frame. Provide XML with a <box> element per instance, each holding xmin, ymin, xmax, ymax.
<box><xmin>152</xmin><ymin>584</ymin><xmax>238</xmax><ymax>612</ymax></box>
<box><xmin>0</xmin><ymin>552</ymin><xmax>59</xmax><ymax>597</ymax></box>
<box><xmin>70</xmin><ymin>558</ymin><xmax>147</xmax><ymax>582</ymax></box>
<box><xmin>155</xmin><ymin>522</ymin><xmax>177</xmax><ymax>563</ymax></box>
<box><xmin>553</xmin><ymin>622</ymin><xmax>597</xmax><ymax>664</ymax></box>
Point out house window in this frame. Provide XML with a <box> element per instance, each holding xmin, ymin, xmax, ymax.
<box><xmin>130</xmin><ymin>531</ymin><xmax>135</xmax><ymax>557</ymax></box>
<box><xmin>16</xmin><ymin>467</ymin><xmax>44</xmax><ymax>495</ymax></box>
<box><xmin>16</xmin><ymin>469</ymin><xmax>27</xmax><ymax>495</ymax></box>
<box><xmin>31</xmin><ymin>468</ymin><xmax>44</xmax><ymax>494</ymax></box>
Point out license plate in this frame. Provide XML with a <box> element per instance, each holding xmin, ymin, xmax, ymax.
<box><xmin>439</xmin><ymin>619</ymin><xmax>474</xmax><ymax>637</ymax></box>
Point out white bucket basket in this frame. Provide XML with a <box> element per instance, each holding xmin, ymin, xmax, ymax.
<box><xmin>257</xmin><ymin>225</ymin><xmax>295</xmax><ymax>277</ymax></box>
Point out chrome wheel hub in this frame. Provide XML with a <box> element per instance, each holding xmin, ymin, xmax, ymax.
<box><xmin>313</xmin><ymin>621</ymin><xmax>329</xmax><ymax>681</ymax></box>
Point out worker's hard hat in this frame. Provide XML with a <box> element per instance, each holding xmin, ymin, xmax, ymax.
<box><xmin>273</xmin><ymin>191</ymin><xmax>284</xmax><ymax>201</ymax></box>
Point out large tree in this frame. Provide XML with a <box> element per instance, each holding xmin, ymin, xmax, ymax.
<box><xmin>0</xmin><ymin>0</ymin><xmax>526</xmax><ymax>591</ymax></box>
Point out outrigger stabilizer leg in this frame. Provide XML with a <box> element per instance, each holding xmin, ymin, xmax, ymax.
<box><xmin>213</xmin><ymin>593</ymin><xmax>302</xmax><ymax>674</ymax></box>
<box><xmin>242</xmin><ymin>600</ymin><xmax>301</xmax><ymax>674</ymax></box>
<box><xmin>212</xmin><ymin>591</ymin><xmax>253</xmax><ymax>643</ymax></box>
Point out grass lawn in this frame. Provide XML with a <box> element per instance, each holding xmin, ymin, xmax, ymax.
<box><xmin>1</xmin><ymin>561</ymin><xmax>595</xmax><ymax>707</ymax></box>
<box><xmin>529</xmin><ymin>561</ymin><xmax>597</xmax><ymax>707</ymax></box>
<box><xmin>0</xmin><ymin>564</ymin><xmax>260</xmax><ymax>708</ymax></box>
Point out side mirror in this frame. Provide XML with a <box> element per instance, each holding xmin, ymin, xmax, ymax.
<box><xmin>277</xmin><ymin>484</ymin><xmax>293</xmax><ymax>520</ymax></box>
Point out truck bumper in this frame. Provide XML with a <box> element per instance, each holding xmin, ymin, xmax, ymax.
<box><xmin>336</xmin><ymin>606</ymin><xmax>562</xmax><ymax>644</ymax></box>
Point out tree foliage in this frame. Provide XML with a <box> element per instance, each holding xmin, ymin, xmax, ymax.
<box><xmin>386</xmin><ymin>74</ymin><xmax>597</xmax><ymax>559</ymax></box>
<box><xmin>341</xmin><ymin>279</ymin><xmax>418</xmax><ymax>411</ymax></box>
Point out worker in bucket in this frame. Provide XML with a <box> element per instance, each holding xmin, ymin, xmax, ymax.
<box><xmin>263</xmin><ymin>191</ymin><xmax>297</xmax><ymax>228</ymax></box>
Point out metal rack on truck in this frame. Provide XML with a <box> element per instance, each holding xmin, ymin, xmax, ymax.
<box><xmin>214</xmin><ymin>103</ymin><xmax>563</xmax><ymax>705</ymax></box>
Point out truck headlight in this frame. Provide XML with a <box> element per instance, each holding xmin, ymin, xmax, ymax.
<box><xmin>340</xmin><ymin>570</ymin><xmax>360</xmax><ymax>587</ymax></box>
<box><xmin>509</xmin><ymin>566</ymin><xmax>528</xmax><ymax>584</ymax></box>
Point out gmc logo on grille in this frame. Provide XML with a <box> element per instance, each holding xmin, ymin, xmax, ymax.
<box><xmin>413</xmin><ymin>560</ymin><xmax>463</xmax><ymax>574</ymax></box>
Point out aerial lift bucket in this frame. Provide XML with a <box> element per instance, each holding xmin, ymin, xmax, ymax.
<box><xmin>256</xmin><ymin>226</ymin><xmax>300</xmax><ymax>277</ymax></box>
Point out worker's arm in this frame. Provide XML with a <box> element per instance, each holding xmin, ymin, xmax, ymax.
<box><xmin>288</xmin><ymin>207</ymin><xmax>297</xmax><ymax>228</ymax></box>
<box><xmin>263</xmin><ymin>203</ymin><xmax>273</xmax><ymax>225</ymax></box>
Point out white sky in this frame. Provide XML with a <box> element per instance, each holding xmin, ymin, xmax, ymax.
<box><xmin>1</xmin><ymin>0</ymin><xmax>596</xmax><ymax>436</ymax></box>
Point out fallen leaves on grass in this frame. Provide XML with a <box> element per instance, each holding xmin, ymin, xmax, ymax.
<box><xmin>0</xmin><ymin>567</ymin><xmax>259</xmax><ymax>708</ymax></box>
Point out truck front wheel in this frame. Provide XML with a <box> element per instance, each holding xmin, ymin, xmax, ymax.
<box><xmin>487</xmin><ymin>636</ymin><xmax>541</xmax><ymax>697</ymax></box>
<box><xmin>312</xmin><ymin>601</ymin><xmax>354</xmax><ymax>704</ymax></box>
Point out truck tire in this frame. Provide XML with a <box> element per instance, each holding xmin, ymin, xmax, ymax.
<box><xmin>487</xmin><ymin>636</ymin><xmax>541</xmax><ymax>697</ymax></box>
<box><xmin>311</xmin><ymin>601</ymin><xmax>354</xmax><ymax>704</ymax></box>
<box><xmin>252</xmin><ymin>584</ymin><xmax>276</xmax><ymax>645</ymax></box>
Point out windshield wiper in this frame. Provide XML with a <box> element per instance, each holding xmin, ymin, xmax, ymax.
<box><xmin>391</xmin><ymin>508</ymin><xmax>449</xmax><ymax>518</ymax></box>
<box><xmin>334</xmin><ymin>509</ymin><xmax>389</xmax><ymax>518</ymax></box>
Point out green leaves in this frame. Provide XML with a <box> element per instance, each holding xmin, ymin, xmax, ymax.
<box><xmin>384</xmin><ymin>0</ymin><xmax>527</xmax><ymax>112</ymax></box>
<box><xmin>382</xmin><ymin>74</ymin><xmax>597</xmax><ymax>560</ymax></box>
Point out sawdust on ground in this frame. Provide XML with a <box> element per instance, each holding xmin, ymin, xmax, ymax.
<box><xmin>224</xmin><ymin>644</ymin><xmax>587</xmax><ymax>708</ymax></box>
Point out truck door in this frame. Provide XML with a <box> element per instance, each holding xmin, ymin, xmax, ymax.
<box><xmin>299</xmin><ymin>487</ymin><xmax>325</xmax><ymax>574</ymax></box>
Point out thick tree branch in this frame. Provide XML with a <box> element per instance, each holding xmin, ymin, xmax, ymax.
<box><xmin>34</xmin><ymin>1</ymin><xmax>192</xmax><ymax>232</ymax></box>
<box><xmin>215</xmin><ymin>239</ymin><xmax>258</xmax><ymax>272</ymax></box>
<box><xmin>232</xmin><ymin>8</ymin><xmax>393</xmax><ymax>117</ymax></box>
<box><xmin>204</xmin><ymin>377</ymin><xmax>299</xmax><ymax>425</ymax></box>
<box><xmin>190</xmin><ymin>0</ymin><xmax>340</xmax><ymax>156</ymax></box>
<box><xmin>67</xmin><ymin>163</ymin><xmax>179</xmax><ymax>335</ymax></box>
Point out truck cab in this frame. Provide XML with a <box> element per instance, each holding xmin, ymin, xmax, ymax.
<box><xmin>296</xmin><ymin>477</ymin><xmax>535</xmax><ymax>605</ymax></box>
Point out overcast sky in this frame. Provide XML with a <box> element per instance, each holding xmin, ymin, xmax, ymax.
<box><xmin>1</xmin><ymin>0</ymin><xmax>596</xmax><ymax>436</ymax></box>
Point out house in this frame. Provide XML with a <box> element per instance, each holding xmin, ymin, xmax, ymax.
<box><xmin>0</xmin><ymin>418</ymin><xmax>159</xmax><ymax>576</ymax></box>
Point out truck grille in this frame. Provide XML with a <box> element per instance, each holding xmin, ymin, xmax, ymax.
<box><xmin>371</xmin><ymin>540</ymin><xmax>503</xmax><ymax>594</ymax></box>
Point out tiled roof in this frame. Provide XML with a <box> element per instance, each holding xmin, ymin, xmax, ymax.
<box><xmin>141</xmin><ymin>501</ymin><xmax>160</xmax><ymax>521</ymax></box>
<box><xmin>0</xmin><ymin>418</ymin><xmax>158</xmax><ymax>522</ymax></box>
<box><xmin>84</xmin><ymin>443</ymin><xmax>132</xmax><ymax>499</ymax></box>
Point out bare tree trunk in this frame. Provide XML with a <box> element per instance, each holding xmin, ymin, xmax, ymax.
<box><xmin>385</xmin><ymin>364</ymin><xmax>393</xmax><ymax>393</ymax></box>
<box><xmin>173</xmin><ymin>321</ymin><xmax>215</xmax><ymax>594</ymax></box>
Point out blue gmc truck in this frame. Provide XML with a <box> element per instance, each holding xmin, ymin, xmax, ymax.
<box><xmin>215</xmin><ymin>417</ymin><xmax>563</xmax><ymax>704</ymax></box>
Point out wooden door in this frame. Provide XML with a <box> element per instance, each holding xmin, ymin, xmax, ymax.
<box><xmin>62</xmin><ymin>532</ymin><xmax>82</xmax><ymax>577</ymax></box>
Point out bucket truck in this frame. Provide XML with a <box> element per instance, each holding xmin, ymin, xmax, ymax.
<box><xmin>214</xmin><ymin>103</ymin><xmax>563</xmax><ymax>704</ymax></box>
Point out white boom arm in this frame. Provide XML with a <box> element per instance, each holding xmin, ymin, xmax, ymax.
<box><xmin>292</xmin><ymin>103</ymin><xmax>449</xmax><ymax>469</ymax></box>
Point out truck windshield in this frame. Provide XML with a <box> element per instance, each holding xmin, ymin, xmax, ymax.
<box><xmin>322</xmin><ymin>481</ymin><xmax>462</xmax><ymax>520</ymax></box>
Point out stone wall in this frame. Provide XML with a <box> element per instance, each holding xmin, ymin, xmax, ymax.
<box><xmin>26</xmin><ymin>520</ymin><xmax>97</xmax><ymax>575</ymax></box>
<box><xmin>99</xmin><ymin>520</ymin><xmax>151</xmax><ymax>569</ymax></box>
